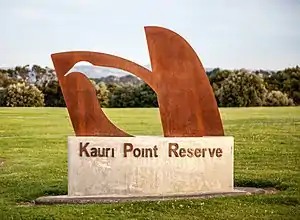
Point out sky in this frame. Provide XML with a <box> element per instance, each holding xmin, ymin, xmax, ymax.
<box><xmin>0</xmin><ymin>0</ymin><xmax>299</xmax><ymax>70</ymax></box>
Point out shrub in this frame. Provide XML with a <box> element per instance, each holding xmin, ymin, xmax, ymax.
<box><xmin>216</xmin><ymin>70</ymin><xmax>267</xmax><ymax>107</ymax></box>
<box><xmin>6</xmin><ymin>82</ymin><xmax>44</xmax><ymax>107</ymax></box>
<box><xmin>264</xmin><ymin>90</ymin><xmax>294</xmax><ymax>106</ymax></box>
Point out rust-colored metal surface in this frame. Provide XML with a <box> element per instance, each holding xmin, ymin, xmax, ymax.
<box><xmin>51</xmin><ymin>26</ymin><xmax>224</xmax><ymax>137</ymax></box>
<box><xmin>51</xmin><ymin>52</ymin><xmax>153</xmax><ymax>137</ymax></box>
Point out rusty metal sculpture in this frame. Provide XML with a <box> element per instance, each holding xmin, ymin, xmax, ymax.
<box><xmin>51</xmin><ymin>26</ymin><xmax>224</xmax><ymax>137</ymax></box>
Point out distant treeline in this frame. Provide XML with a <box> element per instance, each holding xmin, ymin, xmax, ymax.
<box><xmin>0</xmin><ymin>65</ymin><xmax>299</xmax><ymax>107</ymax></box>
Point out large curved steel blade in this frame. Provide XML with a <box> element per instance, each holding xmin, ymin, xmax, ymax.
<box><xmin>144</xmin><ymin>26</ymin><xmax>224</xmax><ymax>136</ymax></box>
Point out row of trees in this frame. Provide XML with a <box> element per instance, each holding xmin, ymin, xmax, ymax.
<box><xmin>0</xmin><ymin>65</ymin><xmax>299</xmax><ymax>107</ymax></box>
<box><xmin>208</xmin><ymin>68</ymin><xmax>299</xmax><ymax>107</ymax></box>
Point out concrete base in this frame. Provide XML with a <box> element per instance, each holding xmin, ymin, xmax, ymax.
<box><xmin>35</xmin><ymin>187</ymin><xmax>268</xmax><ymax>205</ymax></box>
<box><xmin>68</xmin><ymin>136</ymin><xmax>234</xmax><ymax>197</ymax></box>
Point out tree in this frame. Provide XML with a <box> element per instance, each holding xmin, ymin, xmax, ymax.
<box><xmin>208</xmin><ymin>68</ymin><xmax>233</xmax><ymax>105</ymax></box>
<box><xmin>14</xmin><ymin>65</ymin><xmax>30</xmax><ymax>81</ymax></box>
<box><xmin>39</xmin><ymin>80</ymin><xmax>65</xmax><ymax>107</ymax></box>
<box><xmin>0</xmin><ymin>72</ymin><xmax>21</xmax><ymax>88</ymax></box>
<box><xmin>264</xmin><ymin>66</ymin><xmax>300</xmax><ymax>105</ymax></box>
<box><xmin>96</xmin><ymin>82</ymin><xmax>109</xmax><ymax>107</ymax></box>
<box><xmin>106</xmin><ymin>82</ymin><xmax>119</xmax><ymax>93</ymax></box>
<box><xmin>0</xmin><ymin>87</ymin><xmax>7</xmax><ymax>106</ymax></box>
<box><xmin>109</xmin><ymin>84</ymin><xmax>139</xmax><ymax>107</ymax></box>
<box><xmin>6</xmin><ymin>82</ymin><xmax>44</xmax><ymax>107</ymax></box>
<box><xmin>32</xmin><ymin>65</ymin><xmax>46</xmax><ymax>81</ymax></box>
<box><xmin>216</xmin><ymin>70</ymin><xmax>267</xmax><ymax>107</ymax></box>
<box><xmin>209</xmin><ymin>68</ymin><xmax>233</xmax><ymax>91</ymax></box>
<box><xmin>137</xmin><ymin>83</ymin><xmax>158</xmax><ymax>107</ymax></box>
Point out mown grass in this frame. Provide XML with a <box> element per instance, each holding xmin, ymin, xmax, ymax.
<box><xmin>0</xmin><ymin>107</ymin><xmax>299</xmax><ymax>219</ymax></box>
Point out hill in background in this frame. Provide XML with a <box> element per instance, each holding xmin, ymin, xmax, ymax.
<box><xmin>70</xmin><ymin>64</ymin><xmax>215</xmax><ymax>78</ymax></box>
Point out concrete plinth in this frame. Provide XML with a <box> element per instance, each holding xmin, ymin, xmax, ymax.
<box><xmin>67</xmin><ymin>136</ymin><xmax>234</xmax><ymax>197</ymax></box>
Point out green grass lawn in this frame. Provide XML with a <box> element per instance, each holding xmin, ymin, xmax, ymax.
<box><xmin>0</xmin><ymin>107</ymin><xmax>299</xmax><ymax>220</ymax></box>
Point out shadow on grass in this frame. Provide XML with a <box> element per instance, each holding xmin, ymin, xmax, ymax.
<box><xmin>259</xmin><ymin>196</ymin><xmax>300</xmax><ymax>206</ymax></box>
<box><xmin>15</xmin><ymin>178</ymin><xmax>291</xmax><ymax>205</ymax></box>
<box><xmin>14</xmin><ymin>183</ymin><xmax>68</xmax><ymax>203</ymax></box>
<box><xmin>36</xmin><ymin>179</ymin><xmax>288</xmax><ymax>199</ymax></box>
<box><xmin>235</xmin><ymin>178</ymin><xmax>289</xmax><ymax>191</ymax></box>
<box><xmin>43</xmin><ymin>187</ymin><xmax>67</xmax><ymax>197</ymax></box>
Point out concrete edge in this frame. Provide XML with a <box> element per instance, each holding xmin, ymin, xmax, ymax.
<box><xmin>35</xmin><ymin>187</ymin><xmax>271</xmax><ymax>205</ymax></box>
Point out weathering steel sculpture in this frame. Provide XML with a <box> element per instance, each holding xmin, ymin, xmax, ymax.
<box><xmin>51</xmin><ymin>26</ymin><xmax>224</xmax><ymax>138</ymax></box>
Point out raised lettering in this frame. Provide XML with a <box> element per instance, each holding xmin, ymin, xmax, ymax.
<box><xmin>124</xmin><ymin>143</ymin><xmax>133</xmax><ymax>157</ymax></box>
<box><xmin>97</xmin><ymin>148</ymin><xmax>105</xmax><ymax>157</ymax></box>
<box><xmin>112</xmin><ymin>148</ymin><xmax>115</xmax><ymax>157</ymax></box>
<box><xmin>153</xmin><ymin>145</ymin><xmax>158</xmax><ymax>157</ymax></box>
<box><xmin>133</xmin><ymin>148</ymin><xmax>141</xmax><ymax>157</ymax></box>
<box><xmin>169</xmin><ymin>143</ymin><xmax>179</xmax><ymax>157</ymax></box>
<box><xmin>145</xmin><ymin>148</ymin><xmax>153</xmax><ymax>157</ymax></box>
<box><xmin>179</xmin><ymin>148</ymin><xmax>186</xmax><ymax>157</ymax></box>
<box><xmin>90</xmin><ymin>147</ymin><xmax>97</xmax><ymax>157</ymax></box>
<box><xmin>194</xmin><ymin>148</ymin><xmax>201</xmax><ymax>157</ymax></box>
<box><xmin>208</xmin><ymin>148</ymin><xmax>216</xmax><ymax>157</ymax></box>
<box><xmin>187</xmin><ymin>148</ymin><xmax>194</xmax><ymax>157</ymax></box>
<box><xmin>79</xmin><ymin>142</ymin><xmax>90</xmax><ymax>157</ymax></box>
<box><xmin>105</xmin><ymin>148</ymin><xmax>111</xmax><ymax>157</ymax></box>
<box><xmin>216</xmin><ymin>148</ymin><xmax>223</xmax><ymax>157</ymax></box>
